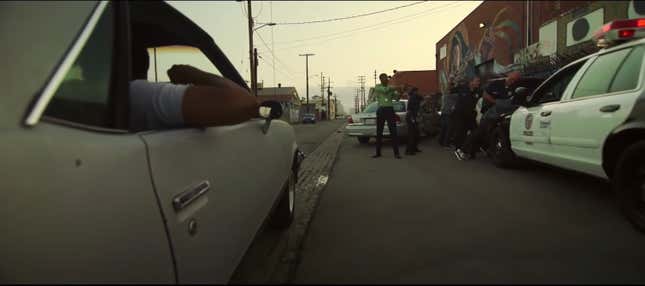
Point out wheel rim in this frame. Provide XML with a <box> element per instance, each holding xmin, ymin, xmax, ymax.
<box><xmin>288</xmin><ymin>176</ymin><xmax>295</xmax><ymax>214</ymax></box>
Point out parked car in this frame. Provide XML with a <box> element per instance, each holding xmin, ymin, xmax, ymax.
<box><xmin>345</xmin><ymin>100</ymin><xmax>408</xmax><ymax>144</ymax></box>
<box><xmin>489</xmin><ymin>18</ymin><xmax>645</xmax><ymax>232</ymax></box>
<box><xmin>302</xmin><ymin>113</ymin><xmax>316</xmax><ymax>124</ymax></box>
<box><xmin>1</xmin><ymin>1</ymin><xmax>304</xmax><ymax>283</ymax></box>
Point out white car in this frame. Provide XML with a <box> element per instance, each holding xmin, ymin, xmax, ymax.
<box><xmin>2</xmin><ymin>1</ymin><xmax>303</xmax><ymax>283</ymax></box>
<box><xmin>490</xmin><ymin>18</ymin><xmax>645</xmax><ymax>232</ymax></box>
<box><xmin>345</xmin><ymin>100</ymin><xmax>409</xmax><ymax>144</ymax></box>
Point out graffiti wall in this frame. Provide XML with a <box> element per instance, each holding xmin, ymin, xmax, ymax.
<box><xmin>435</xmin><ymin>1</ymin><xmax>526</xmax><ymax>94</ymax></box>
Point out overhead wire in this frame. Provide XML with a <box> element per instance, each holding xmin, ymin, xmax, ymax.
<box><xmin>255</xmin><ymin>31</ymin><xmax>301</xmax><ymax>77</ymax></box>
<box><xmin>256</xmin><ymin>1</ymin><xmax>426</xmax><ymax>25</ymax></box>
<box><xmin>260</xmin><ymin>1</ymin><xmax>464</xmax><ymax>54</ymax></box>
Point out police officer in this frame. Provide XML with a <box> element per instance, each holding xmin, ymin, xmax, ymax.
<box><xmin>405</xmin><ymin>85</ymin><xmax>422</xmax><ymax>155</ymax></box>
<box><xmin>453</xmin><ymin>76</ymin><xmax>481</xmax><ymax>150</ymax></box>
<box><xmin>373</xmin><ymin>73</ymin><xmax>402</xmax><ymax>159</ymax></box>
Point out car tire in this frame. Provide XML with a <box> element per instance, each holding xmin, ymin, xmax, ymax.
<box><xmin>358</xmin><ymin>137</ymin><xmax>370</xmax><ymax>144</ymax></box>
<box><xmin>614</xmin><ymin>141</ymin><xmax>645</xmax><ymax>233</ymax></box>
<box><xmin>489</xmin><ymin>126</ymin><xmax>517</xmax><ymax>168</ymax></box>
<box><xmin>269</xmin><ymin>171</ymin><xmax>296</xmax><ymax>229</ymax></box>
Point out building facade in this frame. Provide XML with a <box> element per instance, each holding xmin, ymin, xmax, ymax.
<box><xmin>436</xmin><ymin>0</ymin><xmax>642</xmax><ymax>93</ymax></box>
<box><xmin>256</xmin><ymin>85</ymin><xmax>301</xmax><ymax>124</ymax></box>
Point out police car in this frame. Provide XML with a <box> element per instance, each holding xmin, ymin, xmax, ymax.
<box><xmin>490</xmin><ymin>18</ymin><xmax>645</xmax><ymax>232</ymax></box>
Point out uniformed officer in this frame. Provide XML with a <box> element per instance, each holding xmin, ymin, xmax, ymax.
<box><xmin>405</xmin><ymin>85</ymin><xmax>422</xmax><ymax>155</ymax></box>
<box><xmin>373</xmin><ymin>73</ymin><xmax>402</xmax><ymax>159</ymax></box>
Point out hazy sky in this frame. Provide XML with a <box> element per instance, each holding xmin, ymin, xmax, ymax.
<box><xmin>167</xmin><ymin>1</ymin><xmax>482</xmax><ymax>111</ymax></box>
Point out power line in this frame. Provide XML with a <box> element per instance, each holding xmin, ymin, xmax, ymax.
<box><xmin>257</xmin><ymin>1</ymin><xmax>426</xmax><ymax>25</ymax></box>
<box><xmin>255</xmin><ymin>31</ymin><xmax>301</xmax><ymax>77</ymax></box>
<box><xmin>259</xmin><ymin>1</ymin><xmax>463</xmax><ymax>54</ymax></box>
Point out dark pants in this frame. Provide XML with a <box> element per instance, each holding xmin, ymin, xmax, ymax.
<box><xmin>406</xmin><ymin>111</ymin><xmax>419</xmax><ymax>152</ymax></box>
<box><xmin>375</xmin><ymin>107</ymin><xmax>400</xmax><ymax>156</ymax></box>
<box><xmin>453</xmin><ymin>112</ymin><xmax>477</xmax><ymax>150</ymax></box>
<box><xmin>438</xmin><ymin>114</ymin><xmax>452</xmax><ymax>146</ymax></box>
<box><xmin>461</xmin><ymin>118</ymin><xmax>495</xmax><ymax>156</ymax></box>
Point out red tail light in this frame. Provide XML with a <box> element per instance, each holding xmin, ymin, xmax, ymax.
<box><xmin>619</xmin><ymin>29</ymin><xmax>635</xmax><ymax>38</ymax></box>
<box><xmin>347</xmin><ymin>116</ymin><xmax>354</xmax><ymax>123</ymax></box>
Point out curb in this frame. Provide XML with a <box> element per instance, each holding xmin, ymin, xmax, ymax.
<box><xmin>268</xmin><ymin>125</ymin><xmax>346</xmax><ymax>284</ymax></box>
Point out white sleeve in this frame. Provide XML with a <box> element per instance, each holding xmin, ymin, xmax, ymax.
<box><xmin>130</xmin><ymin>80</ymin><xmax>188</xmax><ymax>128</ymax></box>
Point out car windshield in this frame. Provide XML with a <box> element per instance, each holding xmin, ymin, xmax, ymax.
<box><xmin>362</xmin><ymin>101</ymin><xmax>405</xmax><ymax>113</ymax></box>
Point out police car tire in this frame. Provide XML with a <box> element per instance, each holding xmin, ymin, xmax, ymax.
<box><xmin>358</xmin><ymin>137</ymin><xmax>370</xmax><ymax>144</ymax></box>
<box><xmin>269</xmin><ymin>171</ymin><xmax>296</xmax><ymax>229</ymax></box>
<box><xmin>490</xmin><ymin>126</ymin><xmax>517</xmax><ymax>169</ymax></box>
<box><xmin>614</xmin><ymin>141</ymin><xmax>645</xmax><ymax>233</ymax></box>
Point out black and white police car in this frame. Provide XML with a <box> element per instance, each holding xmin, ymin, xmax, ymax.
<box><xmin>490</xmin><ymin>18</ymin><xmax>645</xmax><ymax>232</ymax></box>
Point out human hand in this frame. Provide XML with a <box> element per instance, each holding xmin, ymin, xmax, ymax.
<box><xmin>167</xmin><ymin>64</ymin><xmax>204</xmax><ymax>85</ymax></box>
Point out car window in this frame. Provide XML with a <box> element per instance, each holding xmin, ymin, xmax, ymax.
<box><xmin>529</xmin><ymin>62</ymin><xmax>584</xmax><ymax>105</ymax></box>
<box><xmin>43</xmin><ymin>3</ymin><xmax>114</xmax><ymax>127</ymax></box>
<box><xmin>393</xmin><ymin>101</ymin><xmax>406</xmax><ymax>112</ymax></box>
<box><xmin>147</xmin><ymin>45</ymin><xmax>223</xmax><ymax>82</ymax></box>
<box><xmin>362</xmin><ymin>101</ymin><xmax>405</xmax><ymax>113</ymax></box>
<box><xmin>572</xmin><ymin>48</ymin><xmax>632</xmax><ymax>99</ymax></box>
<box><xmin>609</xmin><ymin>45</ymin><xmax>644</xmax><ymax>93</ymax></box>
<box><xmin>363</xmin><ymin>101</ymin><xmax>379</xmax><ymax>113</ymax></box>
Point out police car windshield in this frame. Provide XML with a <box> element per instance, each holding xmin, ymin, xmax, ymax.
<box><xmin>363</xmin><ymin>101</ymin><xmax>406</xmax><ymax>113</ymax></box>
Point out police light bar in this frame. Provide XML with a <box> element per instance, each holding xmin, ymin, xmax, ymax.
<box><xmin>593</xmin><ymin>18</ymin><xmax>645</xmax><ymax>48</ymax></box>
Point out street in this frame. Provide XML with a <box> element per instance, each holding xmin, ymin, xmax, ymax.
<box><xmin>292</xmin><ymin>135</ymin><xmax>645</xmax><ymax>284</ymax></box>
<box><xmin>230</xmin><ymin>119</ymin><xmax>346</xmax><ymax>284</ymax></box>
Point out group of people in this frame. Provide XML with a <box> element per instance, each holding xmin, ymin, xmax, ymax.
<box><xmin>437</xmin><ymin>71</ymin><xmax>522</xmax><ymax>161</ymax></box>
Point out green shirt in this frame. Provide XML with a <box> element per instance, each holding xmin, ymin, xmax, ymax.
<box><xmin>373</xmin><ymin>84</ymin><xmax>399</xmax><ymax>107</ymax></box>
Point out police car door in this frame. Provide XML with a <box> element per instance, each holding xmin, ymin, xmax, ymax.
<box><xmin>548</xmin><ymin>45</ymin><xmax>644</xmax><ymax>178</ymax></box>
<box><xmin>510</xmin><ymin>62</ymin><xmax>586</xmax><ymax>163</ymax></box>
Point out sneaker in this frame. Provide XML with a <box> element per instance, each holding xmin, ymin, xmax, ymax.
<box><xmin>454</xmin><ymin>149</ymin><xmax>468</xmax><ymax>161</ymax></box>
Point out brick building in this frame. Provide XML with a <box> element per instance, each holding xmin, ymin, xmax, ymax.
<box><xmin>436</xmin><ymin>0</ymin><xmax>643</xmax><ymax>94</ymax></box>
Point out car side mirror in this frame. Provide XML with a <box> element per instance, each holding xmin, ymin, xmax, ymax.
<box><xmin>259</xmin><ymin>101</ymin><xmax>283</xmax><ymax>134</ymax></box>
<box><xmin>514</xmin><ymin>87</ymin><xmax>530</xmax><ymax>106</ymax></box>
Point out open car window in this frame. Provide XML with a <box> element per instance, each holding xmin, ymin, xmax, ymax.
<box><xmin>147</xmin><ymin>45</ymin><xmax>224</xmax><ymax>83</ymax></box>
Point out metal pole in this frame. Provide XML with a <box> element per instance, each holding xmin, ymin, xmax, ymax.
<box><xmin>299</xmin><ymin>53</ymin><xmax>315</xmax><ymax>106</ymax></box>
<box><xmin>253</xmin><ymin>48</ymin><xmax>258</xmax><ymax>98</ymax></box>
<box><xmin>305</xmin><ymin>56</ymin><xmax>309</xmax><ymax>104</ymax></box>
<box><xmin>247</xmin><ymin>0</ymin><xmax>255</xmax><ymax>96</ymax></box>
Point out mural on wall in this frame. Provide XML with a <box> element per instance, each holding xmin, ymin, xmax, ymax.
<box><xmin>438</xmin><ymin>5</ymin><xmax>522</xmax><ymax>94</ymax></box>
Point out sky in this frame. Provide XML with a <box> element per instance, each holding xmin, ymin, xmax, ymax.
<box><xmin>166</xmin><ymin>0</ymin><xmax>482</xmax><ymax>113</ymax></box>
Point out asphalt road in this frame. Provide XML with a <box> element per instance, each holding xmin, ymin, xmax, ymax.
<box><xmin>230</xmin><ymin>119</ymin><xmax>346</xmax><ymax>284</ymax></box>
<box><xmin>294</xmin><ymin>135</ymin><xmax>645</xmax><ymax>284</ymax></box>
<box><xmin>293</xmin><ymin>119</ymin><xmax>347</xmax><ymax>155</ymax></box>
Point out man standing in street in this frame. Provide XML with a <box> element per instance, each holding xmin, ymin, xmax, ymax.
<box><xmin>373</xmin><ymin>73</ymin><xmax>402</xmax><ymax>159</ymax></box>
<box><xmin>452</xmin><ymin>76</ymin><xmax>481</xmax><ymax>151</ymax></box>
<box><xmin>405</xmin><ymin>85</ymin><xmax>422</xmax><ymax>155</ymax></box>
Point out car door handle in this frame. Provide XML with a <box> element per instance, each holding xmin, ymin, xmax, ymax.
<box><xmin>600</xmin><ymin>104</ymin><xmax>620</xmax><ymax>113</ymax></box>
<box><xmin>540</xmin><ymin>111</ymin><xmax>552</xmax><ymax>117</ymax></box>
<box><xmin>173</xmin><ymin>181</ymin><xmax>211</xmax><ymax>211</ymax></box>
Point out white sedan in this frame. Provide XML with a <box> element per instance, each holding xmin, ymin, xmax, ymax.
<box><xmin>2</xmin><ymin>1</ymin><xmax>303</xmax><ymax>283</ymax></box>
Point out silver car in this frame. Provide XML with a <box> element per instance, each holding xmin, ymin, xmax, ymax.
<box><xmin>2</xmin><ymin>1</ymin><xmax>303</xmax><ymax>283</ymax></box>
<box><xmin>345</xmin><ymin>100</ymin><xmax>408</xmax><ymax>144</ymax></box>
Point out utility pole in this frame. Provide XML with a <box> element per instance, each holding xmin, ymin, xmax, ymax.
<box><xmin>358</xmin><ymin>75</ymin><xmax>366</xmax><ymax>111</ymax></box>
<box><xmin>253</xmin><ymin>48</ymin><xmax>258</xmax><ymax>97</ymax></box>
<box><xmin>247</xmin><ymin>0</ymin><xmax>255</xmax><ymax>96</ymax></box>
<box><xmin>334</xmin><ymin>94</ymin><xmax>338</xmax><ymax>119</ymax></box>
<box><xmin>299</xmin><ymin>53</ymin><xmax>315</xmax><ymax>106</ymax></box>
<box><xmin>355</xmin><ymin>88</ymin><xmax>360</xmax><ymax>112</ymax></box>
<box><xmin>320</xmin><ymin>73</ymin><xmax>325</xmax><ymax>120</ymax></box>
<box><xmin>374</xmin><ymin>70</ymin><xmax>377</xmax><ymax>86</ymax></box>
<box><xmin>327</xmin><ymin>76</ymin><xmax>331</xmax><ymax>120</ymax></box>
